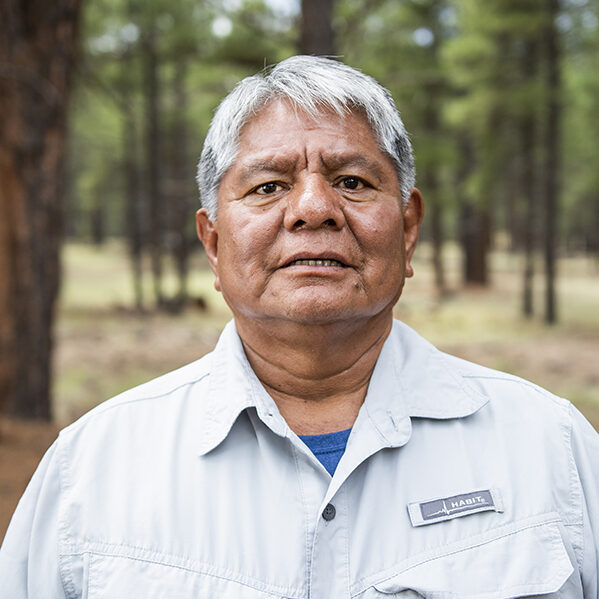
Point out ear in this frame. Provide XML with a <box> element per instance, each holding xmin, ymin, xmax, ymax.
<box><xmin>402</xmin><ymin>188</ymin><xmax>424</xmax><ymax>278</ymax></box>
<box><xmin>196</xmin><ymin>209</ymin><xmax>222</xmax><ymax>291</ymax></box>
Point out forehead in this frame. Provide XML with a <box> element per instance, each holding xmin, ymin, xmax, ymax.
<box><xmin>232</xmin><ymin>99</ymin><xmax>393</xmax><ymax>171</ymax></box>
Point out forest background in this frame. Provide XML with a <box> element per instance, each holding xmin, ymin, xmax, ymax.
<box><xmin>1</xmin><ymin>0</ymin><xmax>599</xmax><ymax>540</ymax></box>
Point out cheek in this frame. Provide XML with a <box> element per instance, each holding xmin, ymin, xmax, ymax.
<box><xmin>216</xmin><ymin>213</ymin><xmax>279</xmax><ymax>278</ymax></box>
<box><xmin>355</xmin><ymin>205</ymin><xmax>404</xmax><ymax>257</ymax></box>
<box><xmin>362</xmin><ymin>220</ymin><xmax>406</xmax><ymax>293</ymax></box>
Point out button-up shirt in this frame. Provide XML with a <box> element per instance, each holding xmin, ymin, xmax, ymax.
<box><xmin>1</xmin><ymin>320</ymin><xmax>598</xmax><ymax>598</ymax></box>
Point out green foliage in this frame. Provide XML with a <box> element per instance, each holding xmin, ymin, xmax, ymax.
<box><xmin>442</xmin><ymin>0</ymin><xmax>544</xmax><ymax>208</ymax></box>
<box><xmin>69</xmin><ymin>0</ymin><xmax>298</xmax><ymax>240</ymax></box>
<box><xmin>560</xmin><ymin>0</ymin><xmax>599</xmax><ymax>248</ymax></box>
<box><xmin>68</xmin><ymin>0</ymin><xmax>599</xmax><ymax>253</ymax></box>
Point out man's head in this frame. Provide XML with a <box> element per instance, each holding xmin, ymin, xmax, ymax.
<box><xmin>196</xmin><ymin>56</ymin><xmax>423</xmax><ymax>331</ymax></box>
<box><xmin>197</xmin><ymin>55</ymin><xmax>415</xmax><ymax>220</ymax></box>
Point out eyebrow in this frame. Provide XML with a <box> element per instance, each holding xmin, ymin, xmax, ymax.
<box><xmin>235</xmin><ymin>152</ymin><xmax>389</xmax><ymax>184</ymax></box>
<box><xmin>320</xmin><ymin>153</ymin><xmax>387</xmax><ymax>182</ymax></box>
<box><xmin>236</xmin><ymin>157</ymin><xmax>299</xmax><ymax>180</ymax></box>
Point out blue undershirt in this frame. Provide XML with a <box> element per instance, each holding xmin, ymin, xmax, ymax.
<box><xmin>299</xmin><ymin>428</ymin><xmax>352</xmax><ymax>476</ymax></box>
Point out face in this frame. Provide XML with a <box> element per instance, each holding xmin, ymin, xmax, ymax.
<box><xmin>197</xmin><ymin>99</ymin><xmax>423</xmax><ymax>327</ymax></box>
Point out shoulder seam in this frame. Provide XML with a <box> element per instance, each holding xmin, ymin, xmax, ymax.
<box><xmin>64</xmin><ymin>372</ymin><xmax>211</xmax><ymax>432</ymax></box>
<box><xmin>461</xmin><ymin>373</ymin><xmax>569</xmax><ymax>406</ymax></box>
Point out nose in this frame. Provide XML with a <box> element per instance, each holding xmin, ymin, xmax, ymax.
<box><xmin>283</xmin><ymin>175</ymin><xmax>346</xmax><ymax>231</ymax></box>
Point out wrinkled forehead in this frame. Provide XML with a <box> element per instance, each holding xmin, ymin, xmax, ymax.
<box><xmin>232</xmin><ymin>98</ymin><xmax>394</xmax><ymax>174</ymax></box>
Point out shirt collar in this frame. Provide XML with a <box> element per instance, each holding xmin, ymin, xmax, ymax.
<box><xmin>359</xmin><ymin>320</ymin><xmax>489</xmax><ymax>447</ymax></box>
<box><xmin>196</xmin><ymin>319</ymin><xmax>490</xmax><ymax>455</ymax></box>
<box><xmin>196</xmin><ymin>321</ymin><xmax>288</xmax><ymax>455</ymax></box>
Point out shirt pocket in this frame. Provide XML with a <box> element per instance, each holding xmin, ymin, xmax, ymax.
<box><xmin>86</xmin><ymin>552</ymin><xmax>290</xmax><ymax>599</ymax></box>
<box><xmin>363</xmin><ymin>514</ymin><xmax>574</xmax><ymax>599</ymax></box>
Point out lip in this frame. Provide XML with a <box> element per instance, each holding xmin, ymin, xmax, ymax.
<box><xmin>281</xmin><ymin>252</ymin><xmax>351</xmax><ymax>268</ymax></box>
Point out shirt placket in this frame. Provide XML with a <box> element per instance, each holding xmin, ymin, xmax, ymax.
<box><xmin>309</xmin><ymin>485</ymin><xmax>350</xmax><ymax>598</ymax></box>
<box><xmin>288</xmin><ymin>432</ymin><xmax>354</xmax><ymax>599</ymax></box>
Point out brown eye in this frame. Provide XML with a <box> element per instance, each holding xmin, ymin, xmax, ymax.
<box><xmin>256</xmin><ymin>182</ymin><xmax>281</xmax><ymax>195</ymax></box>
<box><xmin>341</xmin><ymin>177</ymin><xmax>363</xmax><ymax>190</ymax></box>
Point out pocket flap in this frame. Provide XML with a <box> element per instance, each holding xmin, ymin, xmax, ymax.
<box><xmin>373</xmin><ymin>517</ymin><xmax>573</xmax><ymax>598</ymax></box>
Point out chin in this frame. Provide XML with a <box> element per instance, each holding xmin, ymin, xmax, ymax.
<box><xmin>236</xmin><ymin>286</ymin><xmax>401</xmax><ymax>326</ymax></box>
<box><xmin>277</xmin><ymin>299</ymin><xmax>385</xmax><ymax>326</ymax></box>
<box><xmin>281</xmin><ymin>310</ymin><xmax>354</xmax><ymax>325</ymax></box>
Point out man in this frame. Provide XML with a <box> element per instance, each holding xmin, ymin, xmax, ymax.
<box><xmin>1</xmin><ymin>56</ymin><xmax>598</xmax><ymax>598</ymax></box>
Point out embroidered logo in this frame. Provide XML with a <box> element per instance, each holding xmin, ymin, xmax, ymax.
<box><xmin>408</xmin><ymin>489</ymin><xmax>503</xmax><ymax>527</ymax></box>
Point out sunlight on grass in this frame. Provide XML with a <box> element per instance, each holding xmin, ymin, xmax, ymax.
<box><xmin>60</xmin><ymin>241</ymin><xmax>230</xmax><ymax>315</ymax></box>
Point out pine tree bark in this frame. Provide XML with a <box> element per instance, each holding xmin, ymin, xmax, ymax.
<box><xmin>430</xmin><ymin>195</ymin><xmax>445</xmax><ymax>294</ymax></box>
<box><xmin>300</xmin><ymin>0</ymin><xmax>336</xmax><ymax>55</ymax></box>
<box><xmin>521</xmin><ymin>114</ymin><xmax>536</xmax><ymax>318</ymax></box>
<box><xmin>421</xmin><ymin>88</ymin><xmax>446</xmax><ymax>296</ymax></box>
<box><xmin>521</xmin><ymin>38</ymin><xmax>539</xmax><ymax>318</ymax></box>
<box><xmin>143</xmin><ymin>28</ymin><xmax>164</xmax><ymax>308</ymax></box>
<box><xmin>123</xmin><ymin>109</ymin><xmax>144</xmax><ymax>311</ymax></box>
<box><xmin>170</xmin><ymin>60</ymin><xmax>191</xmax><ymax>308</ymax></box>
<box><xmin>541</xmin><ymin>0</ymin><xmax>561</xmax><ymax>324</ymax></box>
<box><xmin>460</xmin><ymin>203</ymin><xmax>490</xmax><ymax>285</ymax></box>
<box><xmin>457</xmin><ymin>138</ymin><xmax>489</xmax><ymax>286</ymax></box>
<box><xmin>421</xmin><ymin>164</ymin><xmax>445</xmax><ymax>295</ymax></box>
<box><xmin>90</xmin><ymin>199</ymin><xmax>105</xmax><ymax>246</ymax></box>
<box><xmin>0</xmin><ymin>0</ymin><xmax>83</xmax><ymax>419</ymax></box>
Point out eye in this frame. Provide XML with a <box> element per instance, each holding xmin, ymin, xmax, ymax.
<box><xmin>254</xmin><ymin>181</ymin><xmax>283</xmax><ymax>195</ymax></box>
<box><xmin>339</xmin><ymin>176</ymin><xmax>366</xmax><ymax>191</ymax></box>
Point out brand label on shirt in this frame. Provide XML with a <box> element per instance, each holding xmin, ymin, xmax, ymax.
<box><xmin>407</xmin><ymin>488</ymin><xmax>503</xmax><ymax>527</ymax></box>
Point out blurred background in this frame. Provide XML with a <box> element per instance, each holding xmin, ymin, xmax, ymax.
<box><xmin>1</xmin><ymin>0</ymin><xmax>598</xmax><ymax>540</ymax></box>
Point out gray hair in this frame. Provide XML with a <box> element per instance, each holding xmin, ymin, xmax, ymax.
<box><xmin>197</xmin><ymin>55</ymin><xmax>415</xmax><ymax>220</ymax></box>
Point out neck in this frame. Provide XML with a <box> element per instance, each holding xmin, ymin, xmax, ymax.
<box><xmin>235</xmin><ymin>312</ymin><xmax>393</xmax><ymax>435</ymax></box>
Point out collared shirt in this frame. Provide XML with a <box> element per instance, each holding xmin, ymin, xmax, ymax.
<box><xmin>1</xmin><ymin>319</ymin><xmax>598</xmax><ymax>598</ymax></box>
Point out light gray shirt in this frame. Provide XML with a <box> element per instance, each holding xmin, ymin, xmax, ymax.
<box><xmin>1</xmin><ymin>320</ymin><xmax>598</xmax><ymax>598</ymax></box>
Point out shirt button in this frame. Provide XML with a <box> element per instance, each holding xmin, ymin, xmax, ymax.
<box><xmin>322</xmin><ymin>503</ymin><xmax>336</xmax><ymax>521</ymax></box>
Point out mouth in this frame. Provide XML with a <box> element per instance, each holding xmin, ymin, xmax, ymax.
<box><xmin>284</xmin><ymin>258</ymin><xmax>346</xmax><ymax>268</ymax></box>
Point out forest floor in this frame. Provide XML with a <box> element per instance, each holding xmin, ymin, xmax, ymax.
<box><xmin>1</xmin><ymin>240</ymin><xmax>599</xmax><ymax>542</ymax></box>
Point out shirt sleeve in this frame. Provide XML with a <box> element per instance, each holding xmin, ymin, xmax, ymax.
<box><xmin>0</xmin><ymin>440</ymin><xmax>68</xmax><ymax>598</ymax></box>
<box><xmin>569</xmin><ymin>405</ymin><xmax>599</xmax><ymax>598</ymax></box>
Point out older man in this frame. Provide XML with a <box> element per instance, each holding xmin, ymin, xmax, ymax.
<box><xmin>1</xmin><ymin>56</ymin><xmax>598</xmax><ymax>598</ymax></box>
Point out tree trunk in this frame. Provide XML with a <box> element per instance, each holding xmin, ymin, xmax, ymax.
<box><xmin>143</xmin><ymin>28</ymin><xmax>164</xmax><ymax>307</ymax></box>
<box><xmin>521</xmin><ymin>39</ymin><xmax>539</xmax><ymax>318</ymax></box>
<box><xmin>457</xmin><ymin>138</ymin><xmax>489</xmax><ymax>286</ymax></box>
<box><xmin>421</xmin><ymin>91</ymin><xmax>446</xmax><ymax>297</ymax></box>
<box><xmin>460</xmin><ymin>203</ymin><xmax>490</xmax><ymax>286</ymax></box>
<box><xmin>90</xmin><ymin>198</ymin><xmax>105</xmax><ymax>246</ymax></box>
<box><xmin>541</xmin><ymin>0</ymin><xmax>561</xmax><ymax>324</ymax></box>
<box><xmin>421</xmin><ymin>164</ymin><xmax>445</xmax><ymax>295</ymax></box>
<box><xmin>170</xmin><ymin>60</ymin><xmax>191</xmax><ymax>308</ymax></box>
<box><xmin>503</xmin><ymin>122</ymin><xmax>523</xmax><ymax>253</ymax></box>
<box><xmin>0</xmin><ymin>0</ymin><xmax>83</xmax><ymax>419</ymax></box>
<box><xmin>430</xmin><ymin>199</ymin><xmax>445</xmax><ymax>294</ymax></box>
<box><xmin>521</xmin><ymin>127</ymin><xmax>536</xmax><ymax>318</ymax></box>
<box><xmin>123</xmin><ymin>110</ymin><xmax>144</xmax><ymax>311</ymax></box>
<box><xmin>300</xmin><ymin>0</ymin><xmax>336</xmax><ymax>55</ymax></box>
